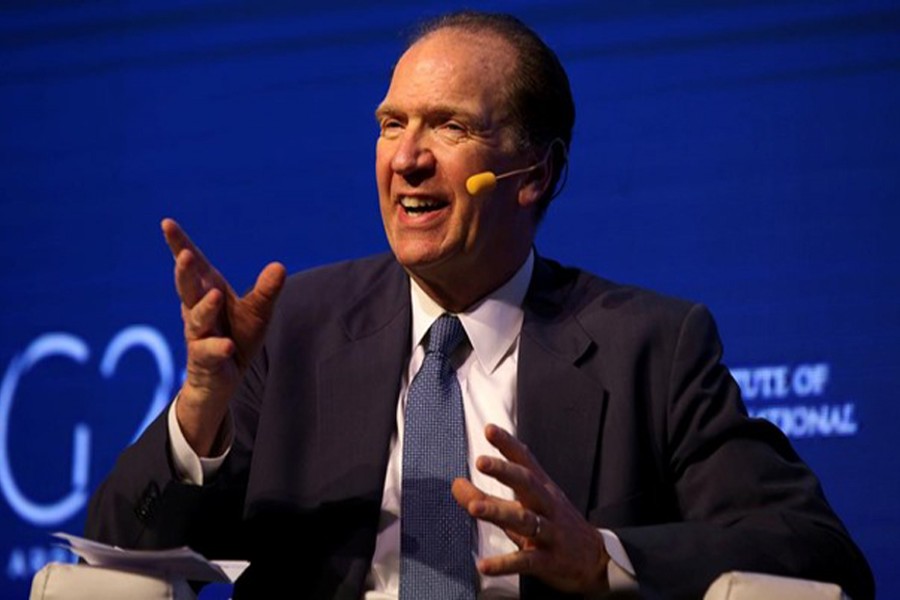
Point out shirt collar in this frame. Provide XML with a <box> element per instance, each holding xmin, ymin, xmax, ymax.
<box><xmin>410</xmin><ymin>250</ymin><xmax>534</xmax><ymax>374</ymax></box>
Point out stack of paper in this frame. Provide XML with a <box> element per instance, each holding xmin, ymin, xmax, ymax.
<box><xmin>52</xmin><ymin>532</ymin><xmax>249</xmax><ymax>583</ymax></box>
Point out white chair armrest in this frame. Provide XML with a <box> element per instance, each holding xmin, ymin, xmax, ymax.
<box><xmin>30</xmin><ymin>562</ymin><xmax>197</xmax><ymax>600</ymax></box>
<box><xmin>704</xmin><ymin>571</ymin><xmax>848</xmax><ymax>600</ymax></box>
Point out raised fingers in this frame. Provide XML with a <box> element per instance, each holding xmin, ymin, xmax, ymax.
<box><xmin>174</xmin><ymin>246</ymin><xmax>218</xmax><ymax>308</ymax></box>
<box><xmin>453</xmin><ymin>478</ymin><xmax>544</xmax><ymax>544</ymax></box>
<box><xmin>451</xmin><ymin>477</ymin><xmax>485</xmax><ymax>507</ymax></box>
<box><xmin>484</xmin><ymin>424</ymin><xmax>544</xmax><ymax>474</ymax></box>
<box><xmin>473</xmin><ymin>498</ymin><xmax>542</xmax><ymax>542</ymax></box>
<box><xmin>468</xmin><ymin>429</ymin><xmax>612</xmax><ymax>593</ymax></box>
<box><xmin>475</xmin><ymin>454</ymin><xmax>551</xmax><ymax>516</ymax></box>
<box><xmin>477</xmin><ymin>547</ymin><xmax>549</xmax><ymax>578</ymax></box>
<box><xmin>164</xmin><ymin>218</ymin><xmax>227</xmax><ymax>307</ymax></box>
<box><xmin>182</xmin><ymin>288</ymin><xmax>225</xmax><ymax>340</ymax></box>
<box><xmin>162</xmin><ymin>218</ymin><xmax>208</xmax><ymax>264</ymax></box>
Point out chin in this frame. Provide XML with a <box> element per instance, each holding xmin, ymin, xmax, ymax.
<box><xmin>393</xmin><ymin>250</ymin><xmax>443</xmax><ymax>273</ymax></box>
<box><xmin>391</xmin><ymin>244</ymin><xmax>457</xmax><ymax>276</ymax></box>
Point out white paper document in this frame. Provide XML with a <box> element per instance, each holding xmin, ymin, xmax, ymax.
<box><xmin>53</xmin><ymin>532</ymin><xmax>249</xmax><ymax>583</ymax></box>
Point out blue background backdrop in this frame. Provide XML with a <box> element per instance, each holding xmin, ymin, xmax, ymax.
<box><xmin>2</xmin><ymin>1</ymin><xmax>898</xmax><ymax>597</ymax></box>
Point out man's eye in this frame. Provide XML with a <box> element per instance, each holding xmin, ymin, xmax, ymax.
<box><xmin>439</xmin><ymin>122</ymin><xmax>468</xmax><ymax>139</ymax></box>
<box><xmin>380</xmin><ymin>119</ymin><xmax>403</xmax><ymax>138</ymax></box>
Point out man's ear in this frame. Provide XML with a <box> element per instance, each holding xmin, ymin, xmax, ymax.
<box><xmin>517</xmin><ymin>152</ymin><xmax>553</xmax><ymax>209</ymax></box>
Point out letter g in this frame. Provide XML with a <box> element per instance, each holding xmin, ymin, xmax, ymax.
<box><xmin>0</xmin><ymin>334</ymin><xmax>91</xmax><ymax>526</ymax></box>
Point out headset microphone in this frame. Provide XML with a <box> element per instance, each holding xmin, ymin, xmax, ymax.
<box><xmin>464</xmin><ymin>140</ymin><xmax>562</xmax><ymax>196</ymax></box>
<box><xmin>465</xmin><ymin>165</ymin><xmax>539</xmax><ymax>196</ymax></box>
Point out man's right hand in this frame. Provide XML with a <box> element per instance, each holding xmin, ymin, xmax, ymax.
<box><xmin>162</xmin><ymin>218</ymin><xmax>286</xmax><ymax>457</ymax></box>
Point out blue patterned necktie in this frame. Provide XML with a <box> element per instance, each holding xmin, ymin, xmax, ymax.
<box><xmin>400</xmin><ymin>314</ymin><xmax>478</xmax><ymax>600</ymax></box>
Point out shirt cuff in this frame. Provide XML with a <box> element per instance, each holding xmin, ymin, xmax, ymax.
<box><xmin>167</xmin><ymin>397</ymin><xmax>232</xmax><ymax>485</ymax></box>
<box><xmin>599</xmin><ymin>529</ymin><xmax>638</xmax><ymax>591</ymax></box>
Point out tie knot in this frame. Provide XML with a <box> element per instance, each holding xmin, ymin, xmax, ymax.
<box><xmin>426</xmin><ymin>314</ymin><xmax>466</xmax><ymax>356</ymax></box>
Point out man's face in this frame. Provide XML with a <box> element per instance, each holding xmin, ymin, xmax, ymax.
<box><xmin>375</xmin><ymin>28</ymin><xmax>541</xmax><ymax>306</ymax></box>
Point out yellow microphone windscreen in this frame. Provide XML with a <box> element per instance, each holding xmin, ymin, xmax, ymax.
<box><xmin>465</xmin><ymin>172</ymin><xmax>497</xmax><ymax>196</ymax></box>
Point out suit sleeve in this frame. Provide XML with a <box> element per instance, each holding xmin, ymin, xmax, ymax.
<box><xmin>83</xmin><ymin>342</ymin><xmax>267</xmax><ymax>560</ymax></box>
<box><xmin>612</xmin><ymin>304</ymin><xmax>874</xmax><ymax>600</ymax></box>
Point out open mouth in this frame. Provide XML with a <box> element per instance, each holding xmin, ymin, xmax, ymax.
<box><xmin>400</xmin><ymin>196</ymin><xmax>449</xmax><ymax>215</ymax></box>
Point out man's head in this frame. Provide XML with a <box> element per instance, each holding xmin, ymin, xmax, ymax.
<box><xmin>375</xmin><ymin>12</ymin><xmax>574</xmax><ymax>311</ymax></box>
<box><xmin>411</xmin><ymin>12</ymin><xmax>575</xmax><ymax>214</ymax></box>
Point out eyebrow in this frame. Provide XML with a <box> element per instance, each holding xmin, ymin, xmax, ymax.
<box><xmin>373</xmin><ymin>103</ymin><xmax>398</xmax><ymax>122</ymax></box>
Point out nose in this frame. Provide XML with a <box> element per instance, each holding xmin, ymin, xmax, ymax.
<box><xmin>390</xmin><ymin>128</ymin><xmax>435</xmax><ymax>177</ymax></box>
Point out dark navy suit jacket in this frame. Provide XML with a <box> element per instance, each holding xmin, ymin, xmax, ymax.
<box><xmin>86</xmin><ymin>253</ymin><xmax>874</xmax><ymax>600</ymax></box>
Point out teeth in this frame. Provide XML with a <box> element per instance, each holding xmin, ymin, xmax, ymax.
<box><xmin>400</xmin><ymin>197</ymin><xmax>442</xmax><ymax>209</ymax></box>
<box><xmin>400</xmin><ymin>196</ymin><xmax>447</xmax><ymax>213</ymax></box>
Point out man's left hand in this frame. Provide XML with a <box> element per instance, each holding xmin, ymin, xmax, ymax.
<box><xmin>452</xmin><ymin>424</ymin><xmax>611</xmax><ymax>594</ymax></box>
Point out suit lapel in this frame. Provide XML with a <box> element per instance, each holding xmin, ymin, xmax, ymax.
<box><xmin>316</xmin><ymin>259</ymin><xmax>411</xmax><ymax>502</ymax></box>
<box><xmin>517</xmin><ymin>256</ymin><xmax>609</xmax><ymax>515</ymax></box>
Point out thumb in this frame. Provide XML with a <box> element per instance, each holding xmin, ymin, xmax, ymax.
<box><xmin>245</xmin><ymin>262</ymin><xmax>287</xmax><ymax>316</ymax></box>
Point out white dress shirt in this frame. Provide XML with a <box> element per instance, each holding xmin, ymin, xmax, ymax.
<box><xmin>365</xmin><ymin>252</ymin><xmax>534</xmax><ymax>598</ymax></box>
<box><xmin>168</xmin><ymin>251</ymin><xmax>636</xmax><ymax>597</ymax></box>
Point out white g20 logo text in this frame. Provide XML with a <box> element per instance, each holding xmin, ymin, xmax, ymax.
<box><xmin>0</xmin><ymin>326</ymin><xmax>173</xmax><ymax>526</ymax></box>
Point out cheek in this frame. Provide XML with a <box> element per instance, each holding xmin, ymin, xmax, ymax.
<box><xmin>454</xmin><ymin>197</ymin><xmax>484</xmax><ymax>244</ymax></box>
<box><xmin>464</xmin><ymin>194</ymin><xmax>511</xmax><ymax>245</ymax></box>
<box><xmin>375</xmin><ymin>141</ymin><xmax>392</xmax><ymax>184</ymax></box>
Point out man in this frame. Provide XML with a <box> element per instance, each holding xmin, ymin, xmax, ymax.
<box><xmin>86</xmin><ymin>11</ymin><xmax>874</xmax><ymax>600</ymax></box>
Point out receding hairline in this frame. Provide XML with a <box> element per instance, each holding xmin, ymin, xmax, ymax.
<box><xmin>403</xmin><ymin>25</ymin><xmax>521</xmax><ymax>77</ymax></box>
<box><xmin>404</xmin><ymin>26</ymin><xmax>526</xmax><ymax>133</ymax></box>
<box><xmin>378</xmin><ymin>27</ymin><xmax>522</xmax><ymax>124</ymax></box>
